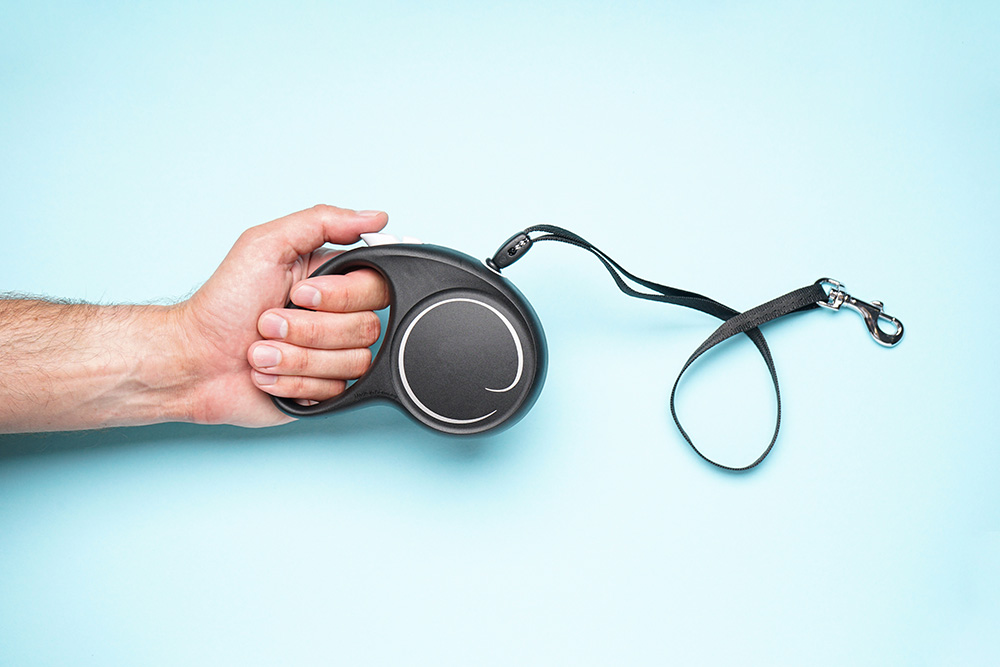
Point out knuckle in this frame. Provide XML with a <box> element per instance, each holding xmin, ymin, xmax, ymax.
<box><xmin>285</xmin><ymin>374</ymin><xmax>311</xmax><ymax>396</ymax></box>
<box><xmin>365</xmin><ymin>272</ymin><xmax>391</xmax><ymax>310</ymax></box>
<box><xmin>325</xmin><ymin>379</ymin><xmax>348</xmax><ymax>398</ymax></box>
<box><xmin>356</xmin><ymin>269</ymin><xmax>389</xmax><ymax>310</ymax></box>
<box><xmin>348</xmin><ymin>347</ymin><xmax>372</xmax><ymax>377</ymax></box>
<box><xmin>377</xmin><ymin>278</ymin><xmax>391</xmax><ymax>308</ymax></box>
<box><xmin>238</xmin><ymin>223</ymin><xmax>267</xmax><ymax>245</ymax></box>
<box><xmin>310</xmin><ymin>203</ymin><xmax>339</xmax><ymax>223</ymax></box>
<box><xmin>311</xmin><ymin>276</ymin><xmax>348</xmax><ymax>312</ymax></box>
<box><xmin>294</xmin><ymin>315</ymin><xmax>321</xmax><ymax>345</ymax></box>
<box><xmin>284</xmin><ymin>346</ymin><xmax>309</xmax><ymax>374</ymax></box>
<box><xmin>338</xmin><ymin>279</ymin><xmax>359</xmax><ymax>312</ymax></box>
<box><xmin>233</xmin><ymin>230</ymin><xmax>256</xmax><ymax>254</ymax></box>
<box><xmin>358</xmin><ymin>312</ymin><xmax>381</xmax><ymax>346</ymax></box>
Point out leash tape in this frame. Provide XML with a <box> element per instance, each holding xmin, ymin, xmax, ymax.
<box><xmin>488</xmin><ymin>225</ymin><xmax>903</xmax><ymax>471</ymax></box>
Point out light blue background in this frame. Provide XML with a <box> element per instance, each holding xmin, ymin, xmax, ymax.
<box><xmin>1</xmin><ymin>1</ymin><xmax>997</xmax><ymax>664</ymax></box>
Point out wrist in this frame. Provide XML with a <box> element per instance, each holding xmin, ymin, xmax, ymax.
<box><xmin>66</xmin><ymin>303</ymin><xmax>201</xmax><ymax>429</ymax></box>
<box><xmin>115</xmin><ymin>303</ymin><xmax>203</xmax><ymax>426</ymax></box>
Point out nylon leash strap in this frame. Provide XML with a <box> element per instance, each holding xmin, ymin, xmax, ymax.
<box><xmin>488</xmin><ymin>225</ymin><xmax>904</xmax><ymax>471</ymax></box>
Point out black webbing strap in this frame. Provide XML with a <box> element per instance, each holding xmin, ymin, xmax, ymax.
<box><xmin>494</xmin><ymin>225</ymin><xmax>828</xmax><ymax>471</ymax></box>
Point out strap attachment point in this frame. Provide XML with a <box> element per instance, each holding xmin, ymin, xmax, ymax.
<box><xmin>487</xmin><ymin>233</ymin><xmax>533</xmax><ymax>271</ymax></box>
<box><xmin>817</xmin><ymin>278</ymin><xmax>904</xmax><ymax>347</ymax></box>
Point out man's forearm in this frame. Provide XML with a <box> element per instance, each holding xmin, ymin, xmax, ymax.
<box><xmin>0</xmin><ymin>298</ymin><xmax>196</xmax><ymax>432</ymax></box>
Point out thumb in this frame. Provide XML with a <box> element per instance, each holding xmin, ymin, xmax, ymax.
<box><xmin>245</xmin><ymin>204</ymin><xmax>389</xmax><ymax>266</ymax></box>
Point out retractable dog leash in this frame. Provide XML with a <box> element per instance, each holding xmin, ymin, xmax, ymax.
<box><xmin>272</xmin><ymin>226</ymin><xmax>903</xmax><ymax>471</ymax></box>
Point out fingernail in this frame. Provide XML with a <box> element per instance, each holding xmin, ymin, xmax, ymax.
<box><xmin>260</xmin><ymin>313</ymin><xmax>288</xmax><ymax>339</ymax></box>
<box><xmin>253</xmin><ymin>371</ymin><xmax>278</xmax><ymax>386</ymax></box>
<box><xmin>252</xmin><ymin>344</ymin><xmax>282</xmax><ymax>368</ymax></box>
<box><xmin>357</xmin><ymin>210</ymin><xmax>384</xmax><ymax>217</ymax></box>
<box><xmin>293</xmin><ymin>284</ymin><xmax>322</xmax><ymax>308</ymax></box>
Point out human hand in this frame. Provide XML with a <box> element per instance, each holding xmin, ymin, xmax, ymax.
<box><xmin>176</xmin><ymin>204</ymin><xmax>390</xmax><ymax>427</ymax></box>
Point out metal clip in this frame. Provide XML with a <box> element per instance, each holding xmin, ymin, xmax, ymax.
<box><xmin>816</xmin><ymin>278</ymin><xmax>904</xmax><ymax>347</ymax></box>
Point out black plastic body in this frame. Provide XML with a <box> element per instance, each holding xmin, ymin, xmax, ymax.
<box><xmin>271</xmin><ymin>244</ymin><xmax>548</xmax><ymax>435</ymax></box>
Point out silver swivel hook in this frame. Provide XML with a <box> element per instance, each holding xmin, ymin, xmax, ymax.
<box><xmin>817</xmin><ymin>278</ymin><xmax>904</xmax><ymax>347</ymax></box>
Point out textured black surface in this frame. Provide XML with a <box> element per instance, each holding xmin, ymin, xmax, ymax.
<box><xmin>395</xmin><ymin>292</ymin><xmax>533</xmax><ymax>429</ymax></box>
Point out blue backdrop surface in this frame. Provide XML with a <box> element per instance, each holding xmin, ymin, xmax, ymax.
<box><xmin>1</xmin><ymin>2</ymin><xmax>997</xmax><ymax>664</ymax></box>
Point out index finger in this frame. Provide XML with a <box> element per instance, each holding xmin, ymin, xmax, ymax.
<box><xmin>289</xmin><ymin>269</ymin><xmax>391</xmax><ymax>312</ymax></box>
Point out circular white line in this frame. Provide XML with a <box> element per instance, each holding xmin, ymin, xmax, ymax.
<box><xmin>398</xmin><ymin>297</ymin><xmax>525</xmax><ymax>425</ymax></box>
